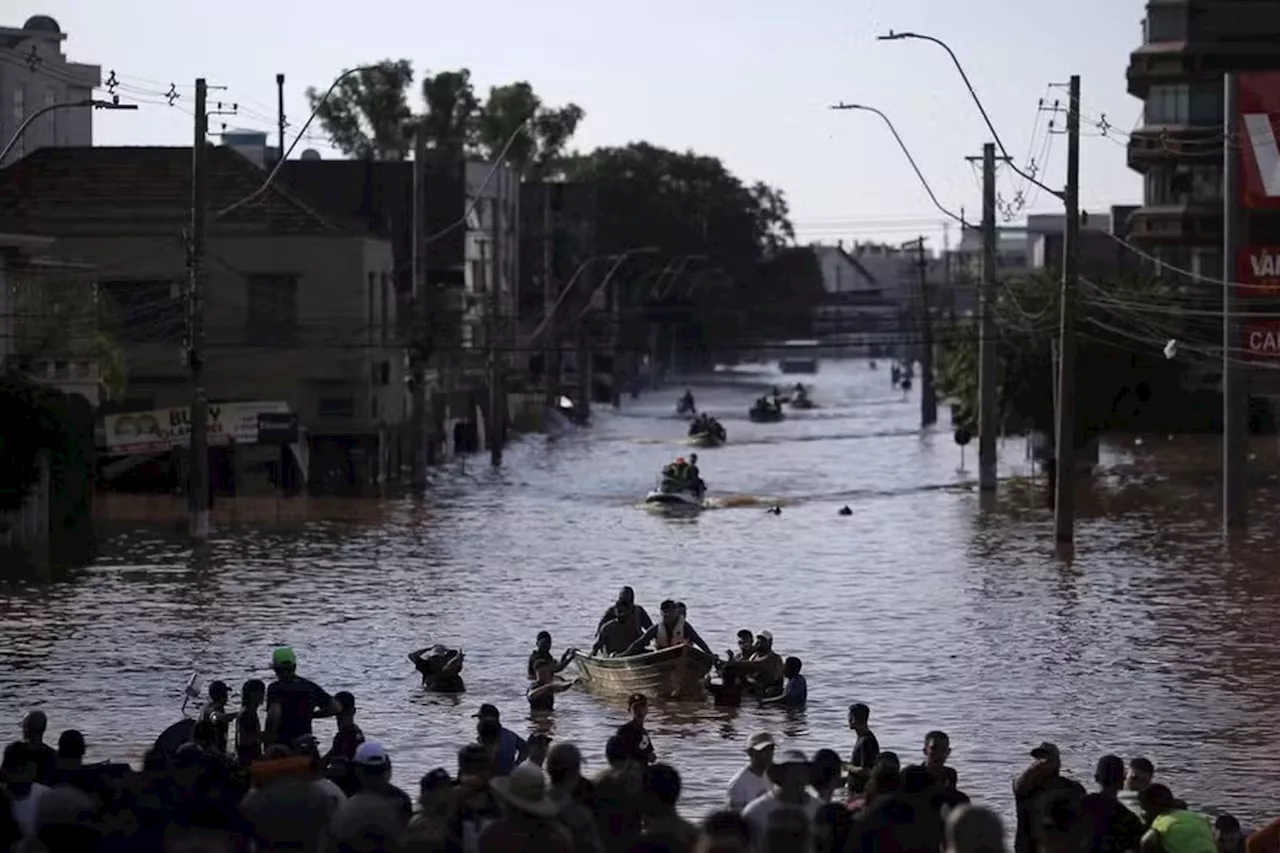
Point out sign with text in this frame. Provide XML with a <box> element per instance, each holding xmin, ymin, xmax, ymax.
<box><xmin>1239</xmin><ymin>246</ymin><xmax>1280</xmax><ymax>296</ymax></box>
<box><xmin>256</xmin><ymin>412</ymin><xmax>299</xmax><ymax>444</ymax></box>
<box><xmin>1239</xmin><ymin>71</ymin><xmax>1280</xmax><ymax>209</ymax></box>
<box><xmin>102</xmin><ymin>401</ymin><xmax>290</xmax><ymax>455</ymax></box>
<box><xmin>1244</xmin><ymin>321</ymin><xmax>1280</xmax><ymax>359</ymax></box>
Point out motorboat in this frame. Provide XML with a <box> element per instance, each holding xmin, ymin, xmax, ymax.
<box><xmin>689</xmin><ymin>430</ymin><xmax>725</xmax><ymax>448</ymax></box>
<box><xmin>748</xmin><ymin>402</ymin><xmax>785</xmax><ymax>423</ymax></box>
<box><xmin>573</xmin><ymin>644</ymin><xmax>715</xmax><ymax>699</ymax></box>
<box><xmin>644</xmin><ymin>478</ymin><xmax>705</xmax><ymax>509</ymax></box>
<box><xmin>789</xmin><ymin>393</ymin><xmax>814</xmax><ymax>410</ymax></box>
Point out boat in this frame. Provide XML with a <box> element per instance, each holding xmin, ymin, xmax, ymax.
<box><xmin>778</xmin><ymin>339</ymin><xmax>820</xmax><ymax>374</ymax></box>
<box><xmin>644</xmin><ymin>478</ymin><xmax>705</xmax><ymax>508</ymax></box>
<box><xmin>789</xmin><ymin>394</ymin><xmax>815</xmax><ymax>410</ymax></box>
<box><xmin>573</xmin><ymin>644</ymin><xmax>716</xmax><ymax>698</ymax></box>
<box><xmin>748</xmin><ymin>404</ymin><xmax>785</xmax><ymax>423</ymax></box>
<box><xmin>689</xmin><ymin>431</ymin><xmax>725</xmax><ymax>448</ymax></box>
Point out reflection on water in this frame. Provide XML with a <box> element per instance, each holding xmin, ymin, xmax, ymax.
<box><xmin>3</xmin><ymin>360</ymin><xmax>1280</xmax><ymax>822</ymax></box>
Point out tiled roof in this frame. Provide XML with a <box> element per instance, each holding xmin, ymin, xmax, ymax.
<box><xmin>0</xmin><ymin>146</ymin><xmax>364</xmax><ymax>235</ymax></box>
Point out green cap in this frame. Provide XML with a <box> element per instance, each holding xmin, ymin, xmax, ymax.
<box><xmin>271</xmin><ymin>646</ymin><xmax>297</xmax><ymax>667</ymax></box>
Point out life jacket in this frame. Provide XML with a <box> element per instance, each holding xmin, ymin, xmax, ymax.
<box><xmin>655</xmin><ymin>617</ymin><xmax>686</xmax><ymax>649</ymax></box>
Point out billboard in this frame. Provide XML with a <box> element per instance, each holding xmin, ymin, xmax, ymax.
<box><xmin>102</xmin><ymin>401</ymin><xmax>290</xmax><ymax>455</ymax></box>
<box><xmin>1238</xmin><ymin>246</ymin><xmax>1280</xmax><ymax>296</ymax></box>
<box><xmin>1239</xmin><ymin>71</ymin><xmax>1280</xmax><ymax>210</ymax></box>
<box><xmin>1243</xmin><ymin>321</ymin><xmax>1280</xmax><ymax>359</ymax></box>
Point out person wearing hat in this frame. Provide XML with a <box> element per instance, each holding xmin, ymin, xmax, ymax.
<box><xmin>731</xmin><ymin>631</ymin><xmax>784</xmax><ymax>699</ymax></box>
<box><xmin>1013</xmin><ymin>742</ymin><xmax>1085</xmax><ymax>853</ymax></box>
<box><xmin>264</xmin><ymin>646</ymin><xmax>341</xmax><ymax>752</ymax></box>
<box><xmin>480</xmin><ymin>763</ymin><xmax>572</xmax><ymax>852</ymax></box>
<box><xmin>727</xmin><ymin>732</ymin><xmax>776</xmax><ymax>812</ymax></box>
<box><xmin>342</xmin><ymin>741</ymin><xmax>412</xmax><ymax>825</ymax></box>
<box><xmin>741</xmin><ymin>748</ymin><xmax>820</xmax><ymax>837</ymax></box>
<box><xmin>474</xmin><ymin>704</ymin><xmax>528</xmax><ymax>775</ymax></box>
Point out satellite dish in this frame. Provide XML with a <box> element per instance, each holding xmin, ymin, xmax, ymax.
<box><xmin>300</xmin><ymin>149</ymin><xmax>321</xmax><ymax>161</ymax></box>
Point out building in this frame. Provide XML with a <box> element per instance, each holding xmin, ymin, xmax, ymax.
<box><xmin>0</xmin><ymin>146</ymin><xmax>404</xmax><ymax>490</ymax></box>
<box><xmin>464</xmin><ymin>161</ymin><xmax>520</xmax><ymax>353</ymax></box>
<box><xmin>0</xmin><ymin>15</ymin><xmax>100</xmax><ymax>167</ymax></box>
<box><xmin>1126</xmin><ymin>0</ymin><xmax>1280</xmax><ymax>271</ymax></box>
<box><xmin>810</xmin><ymin>242</ymin><xmax>902</xmax><ymax>355</ymax></box>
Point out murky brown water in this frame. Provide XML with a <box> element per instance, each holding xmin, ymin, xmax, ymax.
<box><xmin>4</xmin><ymin>360</ymin><xmax>1280</xmax><ymax>824</ymax></box>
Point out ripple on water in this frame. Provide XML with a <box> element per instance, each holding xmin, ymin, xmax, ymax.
<box><xmin>3</xmin><ymin>362</ymin><xmax>1280</xmax><ymax>823</ymax></box>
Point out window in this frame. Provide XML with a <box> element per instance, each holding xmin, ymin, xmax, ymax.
<box><xmin>1146</xmin><ymin>84</ymin><xmax>1189</xmax><ymax>125</ymax></box>
<box><xmin>1145</xmin><ymin>5</ymin><xmax>1187</xmax><ymax>43</ymax></box>
<box><xmin>380</xmin><ymin>274</ymin><xmax>391</xmax><ymax>344</ymax></box>
<box><xmin>1188</xmin><ymin>83</ymin><xmax>1224</xmax><ymax>125</ymax></box>
<box><xmin>1190</xmin><ymin>165</ymin><xmax>1222</xmax><ymax>202</ymax></box>
<box><xmin>318</xmin><ymin>396</ymin><xmax>354</xmax><ymax>419</ymax></box>
<box><xmin>246</xmin><ymin>274</ymin><xmax>298</xmax><ymax>345</ymax></box>
<box><xmin>10</xmin><ymin>88</ymin><xmax>24</xmax><ymax>160</ymax></box>
<box><xmin>99</xmin><ymin>280</ymin><xmax>184</xmax><ymax>342</ymax></box>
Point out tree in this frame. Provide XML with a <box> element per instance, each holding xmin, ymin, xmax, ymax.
<box><xmin>12</xmin><ymin>276</ymin><xmax>126</xmax><ymax>402</ymax></box>
<box><xmin>935</xmin><ymin>272</ymin><xmax>1207</xmax><ymax>440</ymax></box>
<box><xmin>418</xmin><ymin>69</ymin><xmax>479</xmax><ymax>158</ymax></box>
<box><xmin>473</xmin><ymin>82</ymin><xmax>584</xmax><ymax>178</ymax></box>
<box><xmin>306</xmin><ymin>59</ymin><xmax>415</xmax><ymax>160</ymax></box>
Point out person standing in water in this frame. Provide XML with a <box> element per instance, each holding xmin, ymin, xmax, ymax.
<box><xmin>527</xmin><ymin>631</ymin><xmax>575</xmax><ymax>680</ymax></box>
<box><xmin>527</xmin><ymin>659</ymin><xmax>577</xmax><ymax>712</ymax></box>
<box><xmin>236</xmin><ymin>679</ymin><xmax>266</xmax><ymax>767</ymax></box>
<box><xmin>264</xmin><ymin>647</ymin><xmax>340</xmax><ymax>752</ymax></box>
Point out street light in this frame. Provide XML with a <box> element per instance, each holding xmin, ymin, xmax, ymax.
<box><xmin>829</xmin><ymin>102</ymin><xmax>969</xmax><ymax>229</ymax></box>
<box><xmin>525</xmin><ymin>247</ymin><xmax>661</xmax><ymax>347</ymax></box>
<box><xmin>0</xmin><ymin>99</ymin><xmax>138</xmax><ymax>164</ymax></box>
<box><xmin>876</xmin><ymin>29</ymin><xmax>1059</xmax><ymax>200</ymax></box>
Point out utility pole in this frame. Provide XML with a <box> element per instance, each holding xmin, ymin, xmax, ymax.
<box><xmin>914</xmin><ymin>236</ymin><xmax>937</xmax><ymax>427</ymax></box>
<box><xmin>968</xmin><ymin>142</ymin><xmax>999</xmax><ymax>492</ymax></box>
<box><xmin>409</xmin><ymin>128</ymin><xmax>428</xmax><ymax>489</ymax></box>
<box><xmin>1223</xmin><ymin>71</ymin><xmax>1247</xmax><ymax>532</ymax></box>
<box><xmin>1053</xmin><ymin>74</ymin><xmax>1082</xmax><ymax>545</ymax></box>
<box><xmin>187</xmin><ymin>78</ymin><xmax>210</xmax><ymax>540</ymax></box>
<box><xmin>275</xmin><ymin>74</ymin><xmax>285</xmax><ymax>164</ymax></box>
<box><xmin>487</xmin><ymin>195</ymin><xmax>504</xmax><ymax>467</ymax></box>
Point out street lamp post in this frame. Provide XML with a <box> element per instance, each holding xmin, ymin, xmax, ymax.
<box><xmin>0</xmin><ymin>99</ymin><xmax>138</xmax><ymax>164</ymax></box>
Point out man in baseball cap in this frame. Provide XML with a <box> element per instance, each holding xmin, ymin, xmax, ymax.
<box><xmin>728</xmin><ymin>733</ymin><xmax>776</xmax><ymax>811</ymax></box>
<box><xmin>472</xmin><ymin>704</ymin><xmax>527</xmax><ymax>775</ymax></box>
<box><xmin>742</xmin><ymin>749</ymin><xmax>816</xmax><ymax>835</ymax></box>
<box><xmin>1014</xmin><ymin>742</ymin><xmax>1085</xmax><ymax>853</ymax></box>
<box><xmin>264</xmin><ymin>646</ymin><xmax>340</xmax><ymax>753</ymax></box>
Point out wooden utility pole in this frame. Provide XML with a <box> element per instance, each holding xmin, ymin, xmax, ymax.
<box><xmin>1053</xmin><ymin>74</ymin><xmax>1082</xmax><ymax>545</ymax></box>
<box><xmin>971</xmin><ymin>142</ymin><xmax>999</xmax><ymax>492</ymax></box>
<box><xmin>187</xmin><ymin>78</ymin><xmax>210</xmax><ymax>540</ymax></box>
<box><xmin>409</xmin><ymin>128</ymin><xmax>428</xmax><ymax>489</ymax></box>
<box><xmin>1222</xmin><ymin>71</ymin><xmax>1248</xmax><ymax>532</ymax></box>
<box><xmin>914</xmin><ymin>236</ymin><xmax>937</xmax><ymax>427</ymax></box>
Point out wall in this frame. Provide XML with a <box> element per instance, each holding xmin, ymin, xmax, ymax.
<box><xmin>42</xmin><ymin>232</ymin><xmax>403</xmax><ymax>434</ymax></box>
<box><xmin>465</xmin><ymin>161</ymin><xmax>519</xmax><ymax>354</ymax></box>
<box><xmin>0</xmin><ymin>22</ymin><xmax>100</xmax><ymax>168</ymax></box>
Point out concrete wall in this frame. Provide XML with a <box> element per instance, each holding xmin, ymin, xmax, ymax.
<box><xmin>41</xmin><ymin>232</ymin><xmax>405</xmax><ymax>434</ymax></box>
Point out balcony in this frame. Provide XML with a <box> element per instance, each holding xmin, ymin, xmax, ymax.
<box><xmin>1127</xmin><ymin>204</ymin><xmax>1220</xmax><ymax>245</ymax></box>
<box><xmin>1127</xmin><ymin>125</ymin><xmax>1222</xmax><ymax>171</ymax></box>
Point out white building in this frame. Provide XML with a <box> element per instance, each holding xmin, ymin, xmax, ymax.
<box><xmin>810</xmin><ymin>242</ymin><xmax>902</xmax><ymax>355</ymax></box>
<box><xmin>464</xmin><ymin>161</ymin><xmax>519</xmax><ymax>353</ymax></box>
<box><xmin>0</xmin><ymin>15</ymin><xmax>101</xmax><ymax>168</ymax></box>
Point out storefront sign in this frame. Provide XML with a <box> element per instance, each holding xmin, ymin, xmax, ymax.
<box><xmin>102</xmin><ymin>401</ymin><xmax>290</xmax><ymax>455</ymax></box>
<box><xmin>1238</xmin><ymin>71</ymin><xmax>1280</xmax><ymax>210</ymax></box>
<box><xmin>1243</xmin><ymin>321</ymin><xmax>1280</xmax><ymax>359</ymax></box>
<box><xmin>1239</xmin><ymin>246</ymin><xmax>1280</xmax><ymax>296</ymax></box>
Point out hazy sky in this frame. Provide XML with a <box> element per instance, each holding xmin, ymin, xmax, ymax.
<box><xmin>14</xmin><ymin>0</ymin><xmax>1145</xmax><ymax>250</ymax></box>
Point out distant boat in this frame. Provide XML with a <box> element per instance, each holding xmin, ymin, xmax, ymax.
<box><xmin>778</xmin><ymin>339</ymin><xmax>820</xmax><ymax>374</ymax></box>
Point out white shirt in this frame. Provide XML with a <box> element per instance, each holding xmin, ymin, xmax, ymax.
<box><xmin>727</xmin><ymin>765</ymin><xmax>772</xmax><ymax>812</ymax></box>
<box><xmin>741</xmin><ymin>790</ymin><xmax>820</xmax><ymax>843</ymax></box>
<box><xmin>11</xmin><ymin>783</ymin><xmax>49</xmax><ymax>840</ymax></box>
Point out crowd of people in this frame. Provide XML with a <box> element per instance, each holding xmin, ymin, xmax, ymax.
<box><xmin>2</xmin><ymin>637</ymin><xmax>1263</xmax><ymax>853</ymax></box>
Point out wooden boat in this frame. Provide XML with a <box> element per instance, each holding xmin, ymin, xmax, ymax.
<box><xmin>574</xmin><ymin>644</ymin><xmax>715</xmax><ymax>698</ymax></box>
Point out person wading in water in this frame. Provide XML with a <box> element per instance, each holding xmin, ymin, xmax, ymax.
<box><xmin>264</xmin><ymin>647</ymin><xmax>340</xmax><ymax>753</ymax></box>
<box><xmin>527</xmin><ymin>659</ymin><xmax>577</xmax><ymax>712</ymax></box>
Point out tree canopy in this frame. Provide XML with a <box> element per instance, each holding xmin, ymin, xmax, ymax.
<box><xmin>307</xmin><ymin>60</ymin><xmax>584</xmax><ymax>177</ymax></box>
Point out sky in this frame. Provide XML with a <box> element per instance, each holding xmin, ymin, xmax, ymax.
<box><xmin>13</xmin><ymin>0</ymin><xmax>1145</xmax><ymax>252</ymax></box>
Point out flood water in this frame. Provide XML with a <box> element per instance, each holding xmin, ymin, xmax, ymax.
<box><xmin>4</xmin><ymin>359</ymin><xmax>1280</xmax><ymax>823</ymax></box>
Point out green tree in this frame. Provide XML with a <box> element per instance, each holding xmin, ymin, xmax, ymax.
<box><xmin>936</xmin><ymin>272</ymin><xmax>1199</xmax><ymax>439</ymax></box>
<box><xmin>306</xmin><ymin>59</ymin><xmax>415</xmax><ymax>160</ymax></box>
<box><xmin>473</xmin><ymin>82</ymin><xmax>584</xmax><ymax>178</ymax></box>
<box><xmin>418</xmin><ymin>69</ymin><xmax>479</xmax><ymax>158</ymax></box>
